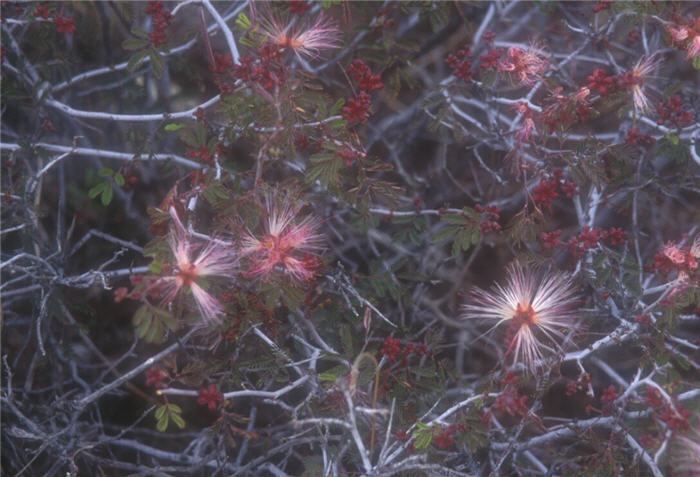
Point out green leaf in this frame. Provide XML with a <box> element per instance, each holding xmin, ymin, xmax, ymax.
<box><xmin>156</xmin><ymin>416</ymin><xmax>169</xmax><ymax>432</ymax></box>
<box><xmin>282</xmin><ymin>283</ymin><xmax>305</xmax><ymax>310</ymax></box>
<box><xmin>340</xmin><ymin>324</ymin><xmax>353</xmax><ymax>355</ymax></box>
<box><xmin>165</xmin><ymin>123</ymin><xmax>185</xmax><ymax>132</ymax></box>
<box><xmin>309</xmin><ymin>152</ymin><xmax>336</xmax><ymax>163</ymax></box>
<box><xmin>306</xmin><ymin>154</ymin><xmax>342</xmax><ymax>187</ymax></box>
<box><xmin>694</xmin><ymin>55</ymin><xmax>700</xmax><ymax>70</ymax></box>
<box><xmin>171</xmin><ymin>413</ymin><xmax>186</xmax><ymax>429</ymax></box>
<box><xmin>88</xmin><ymin>182</ymin><xmax>107</xmax><ymax>199</ymax></box>
<box><xmin>154</xmin><ymin>307</ymin><xmax>179</xmax><ymax>332</ymax></box>
<box><xmin>317</xmin><ymin>100</ymin><xmax>327</xmax><ymax>118</ymax></box>
<box><xmin>123</xmin><ymin>37</ymin><xmax>149</xmax><ymax>51</ymax></box>
<box><xmin>98</xmin><ymin>168</ymin><xmax>114</xmax><ymax>177</ymax></box>
<box><xmin>202</xmin><ymin>182</ymin><xmax>230</xmax><ymax>208</ymax></box>
<box><xmin>132</xmin><ymin>305</ymin><xmax>174</xmax><ymax>344</ymax></box>
<box><xmin>114</xmin><ymin>173</ymin><xmax>125</xmax><ymax>187</ymax></box>
<box><xmin>239</xmin><ymin>37</ymin><xmax>256</xmax><ymax>48</ymax></box>
<box><xmin>413</xmin><ymin>428</ymin><xmax>433</xmax><ymax>451</ymax></box>
<box><xmin>329</xmin><ymin>98</ymin><xmax>345</xmax><ymax>116</ymax></box>
<box><xmin>126</xmin><ymin>50</ymin><xmax>149</xmax><ymax>73</ymax></box>
<box><xmin>155</xmin><ymin>405</ymin><xmax>167</xmax><ymax>420</ymax></box>
<box><xmin>470</xmin><ymin>227</ymin><xmax>480</xmax><ymax>245</ymax></box>
<box><xmin>415</xmin><ymin>421</ymin><xmax>431</xmax><ymax>431</ymax></box>
<box><xmin>319</xmin><ymin>364</ymin><xmax>349</xmax><ymax>382</ymax></box>
<box><xmin>195</xmin><ymin>121</ymin><xmax>208</xmax><ymax>145</ymax></box>
<box><xmin>462</xmin><ymin>207</ymin><xmax>478</xmax><ymax>219</ymax></box>
<box><xmin>451</xmin><ymin>233</ymin><xmax>462</xmax><ymax>259</ymax></box>
<box><xmin>132</xmin><ymin>305</ymin><xmax>150</xmax><ymax>327</ymax></box>
<box><xmin>131</xmin><ymin>26</ymin><xmax>150</xmax><ymax>39</ymax></box>
<box><xmin>150</xmin><ymin>49</ymin><xmax>164</xmax><ymax>79</ymax></box>
<box><xmin>179</xmin><ymin>128</ymin><xmax>199</xmax><ymax>149</ymax></box>
<box><xmin>441</xmin><ymin>213</ymin><xmax>471</xmax><ymax>225</ymax></box>
<box><xmin>101</xmin><ymin>183</ymin><xmax>113</xmax><ymax>206</ymax></box>
<box><xmin>431</xmin><ymin>225</ymin><xmax>460</xmax><ymax>243</ymax></box>
<box><xmin>409</xmin><ymin>228</ymin><xmax>421</xmax><ymax>245</ymax></box>
<box><xmin>149</xmin><ymin>261</ymin><xmax>162</xmax><ymax>274</ymax></box>
<box><xmin>329</xmin><ymin>119</ymin><xmax>347</xmax><ymax>130</ymax></box>
<box><xmin>674</xmin><ymin>354</ymin><xmax>691</xmax><ymax>370</ymax></box>
<box><xmin>411</xmin><ymin>365</ymin><xmax>438</xmax><ymax>378</ymax></box>
<box><xmin>388</xmin><ymin>281</ymin><xmax>401</xmax><ymax>302</ymax></box>
<box><xmin>236</xmin><ymin>12</ymin><xmax>251</xmax><ymax>30</ymax></box>
<box><xmin>133</xmin><ymin>307</ymin><xmax>153</xmax><ymax>338</ymax></box>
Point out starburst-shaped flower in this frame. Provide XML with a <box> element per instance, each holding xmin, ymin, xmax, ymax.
<box><xmin>241</xmin><ymin>195</ymin><xmax>322</xmax><ymax>281</ymax></box>
<box><xmin>625</xmin><ymin>56</ymin><xmax>661</xmax><ymax>113</ymax></box>
<box><xmin>461</xmin><ymin>263</ymin><xmax>579</xmax><ymax>369</ymax></box>
<box><xmin>253</xmin><ymin>3</ymin><xmax>340</xmax><ymax>61</ymax></box>
<box><xmin>159</xmin><ymin>207</ymin><xmax>238</xmax><ymax>326</ymax></box>
<box><xmin>497</xmin><ymin>44</ymin><xmax>548</xmax><ymax>86</ymax></box>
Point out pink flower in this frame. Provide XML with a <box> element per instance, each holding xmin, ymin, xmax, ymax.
<box><xmin>160</xmin><ymin>208</ymin><xmax>238</xmax><ymax>326</ymax></box>
<box><xmin>623</xmin><ymin>56</ymin><xmax>660</xmax><ymax>113</ymax></box>
<box><xmin>242</xmin><ymin>196</ymin><xmax>322</xmax><ymax>281</ymax></box>
<box><xmin>663</xmin><ymin>242</ymin><xmax>686</xmax><ymax>265</ymax></box>
<box><xmin>667</xmin><ymin>25</ymin><xmax>691</xmax><ymax>43</ymax></box>
<box><xmin>498</xmin><ymin>44</ymin><xmax>548</xmax><ymax>86</ymax></box>
<box><xmin>687</xmin><ymin>35</ymin><xmax>700</xmax><ymax>60</ymax></box>
<box><xmin>461</xmin><ymin>264</ymin><xmax>578</xmax><ymax>369</ymax></box>
<box><xmin>253</xmin><ymin>3</ymin><xmax>340</xmax><ymax>60</ymax></box>
<box><xmin>691</xmin><ymin>234</ymin><xmax>700</xmax><ymax>259</ymax></box>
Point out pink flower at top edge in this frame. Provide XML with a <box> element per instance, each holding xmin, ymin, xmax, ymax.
<box><xmin>253</xmin><ymin>3</ymin><xmax>341</xmax><ymax>61</ymax></box>
<box><xmin>160</xmin><ymin>207</ymin><xmax>238</xmax><ymax>326</ymax></box>
<box><xmin>461</xmin><ymin>263</ymin><xmax>579</xmax><ymax>370</ymax></box>
<box><xmin>241</xmin><ymin>196</ymin><xmax>322</xmax><ymax>281</ymax></box>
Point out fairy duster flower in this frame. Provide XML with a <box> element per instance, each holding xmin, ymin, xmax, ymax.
<box><xmin>498</xmin><ymin>44</ymin><xmax>548</xmax><ymax>86</ymax></box>
<box><xmin>461</xmin><ymin>263</ymin><xmax>579</xmax><ymax>369</ymax></box>
<box><xmin>160</xmin><ymin>207</ymin><xmax>238</xmax><ymax>326</ymax></box>
<box><xmin>253</xmin><ymin>3</ymin><xmax>340</xmax><ymax>60</ymax></box>
<box><xmin>625</xmin><ymin>56</ymin><xmax>661</xmax><ymax>113</ymax></box>
<box><xmin>241</xmin><ymin>196</ymin><xmax>322</xmax><ymax>281</ymax></box>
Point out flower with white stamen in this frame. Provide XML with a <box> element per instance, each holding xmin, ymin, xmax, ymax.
<box><xmin>461</xmin><ymin>263</ymin><xmax>579</xmax><ymax>369</ymax></box>
<box><xmin>159</xmin><ymin>207</ymin><xmax>238</xmax><ymax>326</ymax></box>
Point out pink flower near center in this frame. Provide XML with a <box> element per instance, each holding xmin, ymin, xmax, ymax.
<box><xmin>462</xmin><ymin>263</ymin><xmax>579</xmax><ymax>369</ymax></box>
<box><xmin>158</xmin><ymin>208</ymin><xmax>238</xmax><ymax>326</ymax></box>
<box><xmin>242</xmin><ymin>197</ymin><xmax>322</xmax><ymax>281</ymax></box>
<box><xmin>498</xmin><ymin>45</ymin><xmax>548</xmax><ymax>86</ymax></box>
